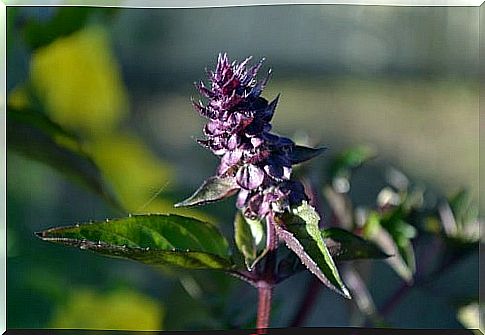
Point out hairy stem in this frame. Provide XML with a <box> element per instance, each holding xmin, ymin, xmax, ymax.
<box><xmin>256</xmin><ymin>281</ymin><xmax>273</xmax><ymax>329</ymax></box>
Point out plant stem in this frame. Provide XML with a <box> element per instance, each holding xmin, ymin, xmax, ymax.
<box><xmin>255</xmin><ymin>218</ymin><xmax>278</xmax><ymax>330</ymax></box>
<box><xmin>256</xmin><ymin>281</ymin><xmax>273</xmax><ymax>329</ymax></box>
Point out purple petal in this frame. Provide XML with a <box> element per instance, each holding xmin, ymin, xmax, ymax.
<box><xmin>236</xmin><ymin>189</ymin><xmax>250</xmax><ymax>208</ymax></box>
<box><xmin>227</xmin><ymin>134</ymin><xmax>239</xmax><ymax>150</ymax></box>
<box><xmin>236</xmin><ymin>164</ymin><xmax>265</xmax><ymax>190</ymax></box>
<box><xmin>218</xmin><ymin>149</ymin><xmax>242</xmax><ymax>175</ymax></box>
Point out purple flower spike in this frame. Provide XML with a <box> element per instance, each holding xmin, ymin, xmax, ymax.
<box><xmin>179</xmin><ymin>53</ymin><xmax>326</xmax><ymax>219</ymax></box>
<box><xmin>188</xmin><ymin>53</ymin><xmax>312</xmax><ymax>218</ymax></box>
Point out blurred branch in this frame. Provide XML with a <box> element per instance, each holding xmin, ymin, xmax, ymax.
<box><xmin>380</xmin><ymin>245</ymin><xmax>477</xmax><ymax>318</ymax></box>
<box><xmin>290</xmin><ymin>276</ymin><xmax>322</xmax><ymax>327</ymax></box>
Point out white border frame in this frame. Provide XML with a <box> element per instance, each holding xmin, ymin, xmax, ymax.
<box><xmin>2</xmin><ymin>0</ymin><xmax>485</xmax><ymax>7</ymax></box>
<box><xmin>1</xmin><ymin>1</ymin><xmax>6</xmax><ymax>333</ymax></box>
<box><xmin>0</xmin><ymin>1</ymin><xmax>482</xmax><ymax>334</ymax></box>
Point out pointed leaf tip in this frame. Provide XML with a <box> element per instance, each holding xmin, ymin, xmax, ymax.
<box><xmin>289</xmin><ymin>146</ymin><xmax>327</xmax><ymax>165</ymax></box>
<box><xmin>175</xmin><ymin>176</ymin><xmax>239</xmax><ymax>208</ymax></box>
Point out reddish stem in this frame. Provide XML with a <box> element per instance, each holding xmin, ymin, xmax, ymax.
<box><xmin>255</xmin><ymin>216</ymin><xmax>278</xmax><ymax>330</ymax></box>
<box><xmin>256</xmin><ymin>281</ymin><xmax>273</xmax><ymax>330</ymax></box>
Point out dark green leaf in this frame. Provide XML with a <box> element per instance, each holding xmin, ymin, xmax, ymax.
<box><xmin>321</xmin><ymin>227</ymin><xmax>389</xmax><ymax>261</ymax></box>
<box><xmin>22</xmin><ymin>7</ymin><xmax>118</xmax><ymax>50</ymax></box>
<box><xmin>329</xmin><ymin>145</ymin><xmax>376</xmax><ymax>179</ymax></box>
<box><xmin>7</xmin><ymin>106</ymin><xmax>120</xmax><ymax>210</ymax></box>
<box><xmin>6</xmin><ymin>7</ymin><xmax>19</xmax><ymax>55</ymax></box>
<box><xmin>278</xmin><ymin>202</ymin><xmax>351</xmax><ymax>299</ymax></box>
<box><xmin>175</xmin><ymin>176</ymin><xmax>239</xmax><ymax>208</ymax></box>
<box><xmin>233</xmin><ymin>212</ymin><xmax>266</xmax><ymax>270</ymax></box>
<box><xmin>289</xmin><ymin>145</ymin><xmax>326</xmax><ymax>164</ymax></box>
<box><xmin>36</xmin><ymin>214</ymin><xmax>234</xmax><ymax>270</ymax></box>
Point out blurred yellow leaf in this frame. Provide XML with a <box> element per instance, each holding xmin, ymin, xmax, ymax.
<box><xmin>50</xmin><ymin>288</ymin><xmax>164</xmax><ymax>330</ymax></box>
<box><xmin>88</xmin><ymin>133</ymin><xmax>214</xmax><ymax>222</ymax></box>
<box><xmin>88</xmin><ymin>133</ymin><xmax>173</xmax><ymax>212</ymax></box>
<box><xmin>30</xmin><ymin>25</ymin><xmax>128</xmax><ymax>134</ymax></box>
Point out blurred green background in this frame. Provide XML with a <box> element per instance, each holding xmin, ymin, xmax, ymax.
<box><xmin>6</xmin><ymin>5</ymin><xmax>480</xmax><ymax>330</ymax></box>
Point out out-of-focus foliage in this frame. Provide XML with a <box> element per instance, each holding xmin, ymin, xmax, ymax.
<box><xmin>322</xmin><ymin>144</ymin><xmax>481</xmax><ymax>327</ymax></box>
<box><xmin>88</xmin><ymin>134</ymin><xmax>173</xmax><ymax>212</ymax></box>
<box><xmin>50</xmin><ymin>288</ymin><xmax>164</xmax><ymax>330</ymax></box>
<box><xmin>7</xmin><ymin>106</ymin><xmax>118</xmax><ymax>207</ymax></box>
<box><xmin>456</xmin><ymin>302</ymin><xmax>481</xmax><ymax>334</ymax></box>
<box><xmin>22</xmin><ymin>7</ymin><xmax>117</xmax><ymax>50</ymax></box>
<box><xmin>8</xmin><ymin>15</ymin><xmax>213</xmax><ymax>221</ymax></box>
<box><xmin>30</xmin><ymin>25</ymin><xmax>128</xmax><ymax>134</ymax></box>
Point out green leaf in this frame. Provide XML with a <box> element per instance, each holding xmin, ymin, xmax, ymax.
<box><xmin>379</xmin><ymin>208</ymin><xmax>417</xmax><ymax>275</ymax></box>
<box><xmin>329</xmin><ymin>145</ymin><xmax>376</xmax><ymax>179</ymax></box>
<box><xmin>449</xmin><ymin>189</ymin><xmax>479</xmax><ymax>229</ymax></box>
<box><xmin>289</xmin><ymin>146</ymin><xmax>327</xmax><ymax>164</ymax></box>
<box><xmin>363</xmin><ymin>211</ymin><xmax>414</xmax><ymax>283</ymax></box>
<box><xmin>234</xmin><ymin>212</ymin><xmax>266</xmax><ymax>270</ymax></box>
<box><xmin>275</xmin><ymin>227</ymin><xmax>389</xmax><ymax>283</ymax></box>
<box><xmin>321</xmin><ymin>228</ymin><xmax>389</xmax><ymax>261</ymax></box>
<box><xmin>36</xmin><ymin>214</ymin><xmax>234</xmax><ymax>270</ymax></box>
<box><xmin>277</xmin><ymin>202</ymin><xmax>351</xmax><ymax>299</ymax></box>
<box><xmin>175</xmin><ymin>176</ymin><xmax>239</xmax><ymax>208</ymax></box>
<box><xmin>7</xmin><ymin>106</ymin><xmax>120</xmax><ymax>210</ymax></box>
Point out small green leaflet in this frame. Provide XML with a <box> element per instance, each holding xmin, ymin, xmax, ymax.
<box><xmin>328</xmin><ymin>145</ymin><xmax>376</xmax><ymax>180</ymax></box>
<box><xmin>175</xmin><ymin>176</ymin><xmax>239</xmax><ymax>208</ymax></box>
<box><xmin>234</xmin><ymin>212</ymin><xmax>266</xmax><ymax>270</ymax></box>
<box><xmin>36</xmin><ymin>214</ymin><xmax>234</xmax><ymax>270</ymax></box>
<box><xmin>277</xmin><ymin>202</ymin><xmax>351</xmax><ymax>299</ymax></box>
<box><xmin>363</xmin><ymin>211</ymin><xmax>414</xmax><ymax>283</ymax></box>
